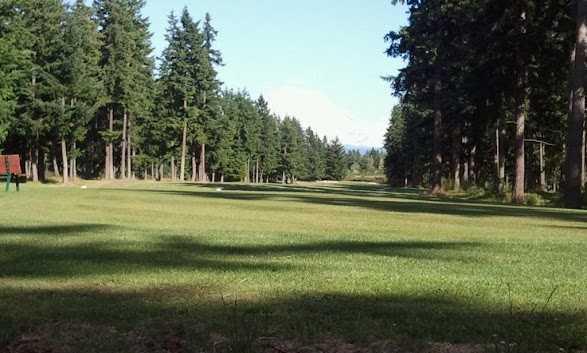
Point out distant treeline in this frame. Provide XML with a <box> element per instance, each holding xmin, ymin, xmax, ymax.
<box><xmin>0</xmin><ymin>0</ymin><xmax>364</xmax><ymax>184</ymax></box>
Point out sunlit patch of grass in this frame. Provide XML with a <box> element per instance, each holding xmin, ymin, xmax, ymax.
<box><xmin>0</xmin><ymin>181</ymin><xmax>586</xmax><ymax>352</ymax></box>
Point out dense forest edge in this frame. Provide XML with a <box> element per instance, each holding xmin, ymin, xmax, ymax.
<box><xmin>383</xmin><ymin>0</ymin><xmax>587</xmax><ymax>209</ymax></box>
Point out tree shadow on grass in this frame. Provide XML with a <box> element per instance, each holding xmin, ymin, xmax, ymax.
<box><xmin>161</xmin><ymin>236</ymin><xmax>481</xmax><ymax>263</ymax></box>
<box><xmin>0</xmin><ymin>286</ymin><xmax>584</xmax><ymax>352</ymax></box>
<box><xmin>0</xmin><ymin>224</ymin><xmax>113</xmax><ymax>237</ymax></box>
<box><xmin>0</xmin><ymin>231</ymin><xmax>479</xmax><ymax>279</ymax></box>
<box><xmin>119</xmin><ymin>186</ymin><xmax>587</xmax><ymax>224</ymax></box>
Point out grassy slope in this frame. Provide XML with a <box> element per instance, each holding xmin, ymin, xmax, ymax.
<box><xmin>0</xmin><ymin>181</ymin><xmax>586</xmax><ymax>351</ymax></box>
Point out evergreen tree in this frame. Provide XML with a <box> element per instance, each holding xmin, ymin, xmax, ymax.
<box><xmin>0</xmin><ymin>0</ymin><xmax>30</xmax><ymax>148</ymax></box>
<box><xmin>18</xmin><ymin>0</ymin><xmax>66</xmax><ymax>182</ymax></box>
<box><xmin>257</xmin><ymin>95</ymin><xmax>280</xmax><ymax>182</ymax></box>
<box><xmin>326</xmin><ymin>137</ymin><xmax>347</xmax><ymax>181</ymax></box>
<box><xmin>60</xmin><ymin>0</ymin><xmax>103</xmax><ymax>182</ymax></box>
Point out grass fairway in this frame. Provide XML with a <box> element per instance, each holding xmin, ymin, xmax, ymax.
<box><xmin>0</xmin><ymin>182</ymin><xmax>586</xmax><ymax>352</ymax></box>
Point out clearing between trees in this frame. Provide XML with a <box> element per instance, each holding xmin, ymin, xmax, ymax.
<box><xmin>0</xmin><ymin>182</ymin><xmax>585</xmax><ymax>352</ymax></box>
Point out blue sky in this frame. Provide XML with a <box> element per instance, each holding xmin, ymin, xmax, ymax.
<box><xmin>144</xmin><ymin>1</ymin><xmax>408</xmax><ymax>147</ymax></box>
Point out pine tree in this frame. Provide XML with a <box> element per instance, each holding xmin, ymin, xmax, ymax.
<box><xmin>17</xmin><ymin>0</ymin><xmax>66</xmax><ymax>182</ymax></box>
<box><xmin>257</xmin><ymin>96</ymin><xmax>280</xmax><ymax>182</ymax></box>
<box><xmin>0</xmin><ymin>1</ymin><xmax>30</xmax><ymax>148</ymax></box>
<box><xmin>326</xmin><ymin>138</ymin><xmax>347</xmax><ymax>181</ymax></box>
<box><xmin>203</xmin><ymin>12</ymin><xmax>223</xmax><ymax>67</ymax></box>
<box><xmin>60</xmin><ymin>0</ymin><xmax>103</xmax><ymax>182</ymax></box>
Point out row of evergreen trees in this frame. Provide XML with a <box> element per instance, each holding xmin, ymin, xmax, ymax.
<box><xmin>0</xmin><ymin>0</ymin><xmax>351</xmax><ymax>183</ymax></box>
<box><xmin>383</xmin><ymin>0</ymin><xmax>586</xmax><ymax>208</ymax></box>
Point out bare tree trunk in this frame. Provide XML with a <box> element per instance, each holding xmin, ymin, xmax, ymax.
<box><xmin>25</xmin><ymin>158</ymin><xmax>31</xmax><ymax>179</ymax></box>
<box><xmin>282</xmin><ymin>170</ymin><xmax>286</xmax><ymax>184</ymax></box>
<box><xmin>495</xmin><ymin>125</ymin><xmax>501</xmax><ymax>192</ymax></box>
<box><xmin>566</xmin><ymin>0</ymin><xmax>587</xmax><ymax>208</ymax></box>
<box><xmin>212</xmin><ymin>172</ymin><xmax>216</xmax><ymax>183</ymax></box>
<box><xmin>539</xmin><ymin>142</ymin><xmax>546</xmax><ymax>191</ymax></box>
<box><xmin>38</xmin><ymin>149</ymin><xmax>46</xmax><ymax>182</ymax></box>
<box><xmin>431</xmin><ymin>77</ymin><xmax>444</xmax><ymax>194</ymax></box>
<box><xmin>121</xmin><ymin>108</ymin><xmax>127</xmax><ymax>179</ymax></box>
<box><xmin>451</xmin><ymin>124</ymin><xmax>461</xmax><ymax>191</ymax></box>
<box><xmin>199</xmin><ymin>143</ymin><xmax>206</xmax><ymax>182</ymax></box>
<box><xmin>61</xmin><ymin>138</ymin><xmax>69</xmax><ymax>184</ymax></box>
<box><xmin>221</xmin><ymin>173</ymin><xmax>224</xmax><ymax>183</ymax></box>
<box><xmin>106</xmin><ymin>106</ymin><xmax>114</xmax><ymax>180</ymax></box>
<box><xmin>255</xmin><ymin>159</ymin><xmax>259</xmax><ymax>183</ymax></box>
<box><xmin>131</xmin><ymin>147</ymin><xmax>136</xmax><ymax>179</ymax></box>
<box><xmin>513</xmin><ymin>98</ymin><xmax>527</xmax><ymax>203</ymax></box>
<box><xmin>246</xmin><ymin>157</ymin><xmax>250</xmax><ymax>183</ymax></box>
<box><xmin>70</xmin><ymin>141</ymin><xmax>74</xmax><ymax>181</ymax></box>
<box><xmin>32</xmin><ymin>147</ymin><xmax>39</xmax><ymax>182</ymax></box>
<box><xmin>52</xmin><ymin>152</ymin><xmax>60</xmax><ymax>178</ymax></box>
<box><xmin>30</xmin><ymin>74</ymin><xmax>38</xmax><ymax>182</ymax></box>
<box><xmin>191</xmin><ymin>153</ymin><xmax>197</xmax><ymax>182</ymax></box>
<box><xmin>180</xmin><ymin>119</ymin><xmax>187</xmax><ymax>182</ymax></box>
<box><xmin>582</xmin><ymin>125</ymin><xmax>586</xmax><ymax>187</ymax></box>
<box><xmin>171</xmin><ymin>156</ymin><xmax>176</xmax><ymax>181</ymax></box>
<box><xmin>127</xmin><ymin>117</ymin><xmax>132</xmax><ymax>179</ymax></box>
<box><xmin>462</xmin><ymin>160</ymin><xmax>469</xmax><ymax>186</ymax></box>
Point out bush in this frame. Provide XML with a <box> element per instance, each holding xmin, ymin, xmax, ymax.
<box><xmin>525</xmin><ymin>193</ymin><xmax>545</xmax><ymax>207</ymax></box>
<box><xmin>464</xmin><ymin>185</ymin><xmax>487</xmax><ymax>198</ymax></box>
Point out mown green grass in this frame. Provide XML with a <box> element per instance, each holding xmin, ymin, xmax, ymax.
<box><xmin>0</xmin><ymin>181</ymin><xmax>586</xmax><ymax>351</ymax></box>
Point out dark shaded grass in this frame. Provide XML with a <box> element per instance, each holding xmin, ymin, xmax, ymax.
<box><xmin>1</xmin><ymin>286</ymin><xmax>585</xmax><ymax>352</ymax></box>
<box><xmin>0</xmin><ymin>230</ymin><xmax>585</xmax><ymax>350</ymax></box>
<box><xmin>0</xmin><ymin>230</ymin><xmax>477</xmax><ymax>279</ymax></box>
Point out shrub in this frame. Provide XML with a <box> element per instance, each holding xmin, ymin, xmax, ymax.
<box><xmin>525</xmin><ymin>193</ymin><xmax>545</xmax><ymax>207</ymax></box>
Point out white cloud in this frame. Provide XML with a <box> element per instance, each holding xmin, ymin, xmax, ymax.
<box><xmin>265</xmin><ymin>85</ymin><xmax>387</xmax><ymax>148</ymax></box>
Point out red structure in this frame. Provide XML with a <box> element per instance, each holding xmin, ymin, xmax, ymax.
<box><xmin>0</xmin><ymin>154</ymin><xmax>25</xmax><ymax>191</ymax></box>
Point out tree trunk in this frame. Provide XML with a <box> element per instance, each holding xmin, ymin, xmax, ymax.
<box><xmin>539</xmin><ymin>142</ymin><xmax>546</xmax><ymax>191</ymax></box>
<box><xmin>199</xmin><ymin>144</ymin><xmax>206</xmax><ymax>182</ymax></box>
<box><xmin>171</xmin><ymin>156</ymin><xmax>176</xmax><ymax>181</ymax></box>
<box><xmin>431</xmin><ymin>77</ymin><xmax>443</xmax><ymax>194</ymax></box>
<box><xmin>106</xmin><ymin>106</ymin><xmax>114</xmax><ymax>180</ymax></box>
<box><xmin>451</xmin><ymin>124</ymin><xmax>461</xmax><ymax>191</ymax></box>
<box><xmin>25</xmin><ymin>158</ymin><xmax>31</xmax><ymax>179</ymax></box>
<box><xmin>61</xmin><ymin>138</ymin><xmax>69</xmax><ymax>184</ymax></box>
<box><xmin>191</xmin><ymin>153</ymin><xmax>197</xmax><ymax>182</ymax></box>
<box><xmin>282</xmin><ymin>170</ymin><xmax>286</xmax><ymax>184</ymax></box>
<box><xmin>212</xmin><ymin>172</ymin><xmax>216</xmax><ymax>183</ymax></box>
<box><xmin>127</xmin><ymin>117</ymin><xmax>132</xmax><ymax>179</ymax></box>
<box><xmin>469</xmin><ymin>144</ymin><xmax>477</xmax><ymax>185</ymax></box>
<box><xmin>513</xmin><ymin>97</ymin><xmax>527</xmax><ymax>204</ymax></box>
<box><xmin>582</xmin><ymin>125</ymin><xmax>586</xmax><ymax>187</ymax></box>
<box><xmin>246</xmin><ymin>157</ymin><xmax>250</xmax><ymax>183</ymax></box>
<box><xmin>180</xmin><ymin>119</ymin><xmax>187</xmax><ymax>182</ymax></box>
<box><xmin>255</xmin><ymin>159</ymin><xmax>260</xmax><ymax>184</ymax></box>
<box><xmin>109</xmin><ymin>106</ymin><xmax>114</xmax><ymax>179</ymax></box>
<box><xmin>38</xmin><ymin>148</ymin><xmax>46</xmax><ymax>182</ymax></box>
<box><xmin>52</xmin><ymin>153</ymin><xmax>60</xmax><ymax>178</ymax></box>
<box><xmin>566</xmin><ymin>0</ymin><xmax>587</xmax><ymax>208</ymax></box>
<box><xmin>32</xmin><ymin>146</ymin><xmax>39</xmax><ymax>183</ymax></box>
<box><xmin>495</xmin><ymin>125</ymin><xmax>501</xmax><ymax>192</ymax></box>
<box><xmin>30</xmin><ymin>74</ymin><xmax>38</xmax><ymax>182</ymax></box>
<box><xmin>221</xmin><ymin>173</ymin><xmax>224</xmax><ymax>183</ymax></box>
<box><xmin>121</xmin><ymin>108</ymin><xmax>127</xmax><ymax>179</ymax></box>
